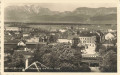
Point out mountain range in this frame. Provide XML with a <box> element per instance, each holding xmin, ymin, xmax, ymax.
<box><xmin>5</xmin><ymin>5</ymin><xmax>117</xmax><ymax>24</ymax></box>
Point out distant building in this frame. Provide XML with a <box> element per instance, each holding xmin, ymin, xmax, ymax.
<box><xmin>57</xmin><ymin>39</ymin><xmax>72</xmax><ymax>43</ymax></box>
<box><xmin>50</xmin><ymin>28</ymin><xmax>58</xmax><ymax>33</ymax></box>
<box><xmin>104</xmin><ymin>33</ymin><xmax>115</xmax><ymax>40</ymax></box>
<box><xmin>19</xmin><ymin>27</ymin><xmax>33</xmax><ymax>32</ymax></box>
<box><xmin>26</xmin><ymin>37</ymin><xmax>39</xmax><ymax>43</ymax></box>
<box><xmin>5</xmin><ymin>27</ymin><xmax>19</xmax><ymax>31</ymax></box>
<box><xmin>23</xmin><ymin>32</ymin><xmax>29</xmax><ymax>37</ymax></box>
<box><xmin>17</xmin><ymin>40</ymin><xmax>26</xmax><ymax>46</ymax></box>
<box><xmin>59</xmin><ymin>29</ymin><xmax>66</xmax><ymax>33</ymax></box>
<box><xmin>108</xmin><ymin>29</ymin><xmax>117</xmax><ymax>33</ymax></box>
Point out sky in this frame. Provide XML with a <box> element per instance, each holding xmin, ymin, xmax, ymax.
<box><xmin>4</xmin><ymin>0</ymin><xmax>118</xmax><ymax>12</ymax></box>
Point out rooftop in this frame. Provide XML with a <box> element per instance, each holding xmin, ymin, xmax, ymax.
<box><xmin>102</xmin><ymin>40</ymin><xmax>114</xmax><ymax>44</ymax></box>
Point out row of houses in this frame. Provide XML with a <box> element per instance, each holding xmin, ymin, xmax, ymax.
<box><xmin>5</xmin><ymin>31</ymin><xmax>117</xmax><ymax>53</ymax></box>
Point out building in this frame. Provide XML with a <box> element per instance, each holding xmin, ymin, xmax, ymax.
<box><xmin>81</xmin><ymin>54</ymin><xmax>100</xmax><ymax>67</ymax></box>
<box><xmin>5</xmin><ymin>27</ymin><xmax>19</xmax><ymax>31</ymax></box>
<box><xmin>104</xmin><ymin>33</ymin><xmax>115</xmax><ymax>40</ymax></box>
<box><xmin>23</xmin><ymin>32</ymin><xmax>29</xmax><ymax>37</ymax></box>
<box><xmin>108</xmin><ymin>29</ymin><xmax>117</xmax><ymax>33</ymax></box>
<box><xmin>59</xmin><ymin>29</ymin><xmax>66</xmax><ymax>33</ymax></box>
<box><xmin>26</xmin><ymin>37</ymin><xmax>39</xmax><ymax>43</ymax></box>
<box><xmin>19</xmin><ymin>27</ymin><xmax>33</xmax><ymax>32</ymax></box>
<box><xmin>79</xmin><ymin>36</ymin><xmax>96</xmax><ymax>54</ymax></box>
<box><xmin>57</xmin><ymin>39</ymin><xmax>72</xmax><ymax>43</ymax></box>
<box><xmin>17</xmin><ymin>40</ymin><xmax>26</xmax><ymax>46</ymax></box>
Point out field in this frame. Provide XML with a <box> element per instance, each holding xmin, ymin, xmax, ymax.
<box><xmin>28</xmin><ymin>24</ymin><xmax>117</xmax><ymax>31</ymax></box>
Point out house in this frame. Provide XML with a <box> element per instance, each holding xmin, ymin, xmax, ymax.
<box><xmin>59</xmin><ymin>29</ymin><xmax>66</xmax><ymax>33</ymax></box>
<box><xmin>108</xmin><ymin>29</ymin><xmax>117</xmax><ymax>33</ymax></box>
<box><xmin>5</xmin><ymin>27</ymin><xmax>19</xmax><ymax>31</ymax></box>
<box><xmin>23</xmin><ymin>32</ymin><xmax>29</xmax><ymax>37</ymax></box>
<box><xmin>104</xmin><ymin>33</ymin><xmax>115</xmax><ymax>40</ymax></box>
<box><xmin>26</xmin><ymin>37</ymin><xmax>39</xmax><ymax>43</ymax></box>
<box><xmin>17</xmin><ymin>40</ymin><xmax>26</xmax><ymax>46</ymax></box>
<box><xmin>50</xmin><ymin>28</ymin><xmax>58</xmax><ymax>33</ymax></box>
<box><xmin>57</xmin><ymin>39</ymin><xmax>72</xmax><ymax>43</ymax></box>
<box><xmin>19</xmin><ymin>27</ymin><xmax>33</xmax><ymax>32</ymax></box>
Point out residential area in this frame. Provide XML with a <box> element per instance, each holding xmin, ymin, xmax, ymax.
<box><xmin>4</xmin><ymin>23</ymin><xmax>117</xmax><ymax>72</ymax></box>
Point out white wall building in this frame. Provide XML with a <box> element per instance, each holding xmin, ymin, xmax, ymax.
<box><xmin>104</xmin><ymin>33</ymin><xmax>115</xmax><ymax>40</ymax></box>
<box><xmin>57</xmin><ymin>39</ymin><xmax>72</xmax><ymax>43</ymax></box>
<box><xmin>5</xmin><ymin>27</ymin><xmax>19</xmax><ymax>31</ymax></box>
<box><xmin>17</xmin><ymin>41</ymin><xmax>26</xmax><ymax>46</ymax></box>
<box><xmin>59</xmin><ymin>29</ymin><xmax>66</xmax><ymax>33</ymax></box>
<box><xmin>23</xmin><ymin>34</ymin><xmax>29</xmax><ymax>37</ymax></box>
<box><xmin>79</xmin><ymin>36</ymin><xmax>96</xmax><ymax>54</ymax></box>
<box><xmin>26</xmin><ymin>37</ymin><xmax>39</xmax><ymax>43</ymax></box>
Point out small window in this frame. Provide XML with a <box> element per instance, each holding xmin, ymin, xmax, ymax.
<box><xmin>90</xmin><ymin>44</ymin><xmax>91</xmax><ymax>46</ymax></box>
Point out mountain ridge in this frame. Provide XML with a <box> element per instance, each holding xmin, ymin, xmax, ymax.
<box><xmin>5</xmin><ymin>5</ymin><xmax>117</xmax><ymax>24</ymax></box>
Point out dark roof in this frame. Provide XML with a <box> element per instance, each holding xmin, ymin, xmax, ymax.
<box><xmin>102</xmin><ymin>40</ymin><xmax>114</xmax><ymax>44</ymax></box>
<box><xmin>67</xmin><ymin>35</ymin><xmax>79</xmax><ymax>40</ymax></box>
<box><xmin>79</xmin><ymin>33</ymin><xmax>99</xmax><ymax>37</ymax></box>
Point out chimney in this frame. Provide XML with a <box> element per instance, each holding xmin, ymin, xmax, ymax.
<box><xmin>25</xmin><ymin>58</ymin><xmax>29</xmax><ymax>69</ymax></box>
<box><xmin>24</xmin><ymin>48</ymin><xmax>27</xmax><ymax>51</ymax></box>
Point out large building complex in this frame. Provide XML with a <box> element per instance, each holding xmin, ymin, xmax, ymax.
<box><xmin>79</xmin><ymin>36</ymin><xmax>96</xmax><ymax>54</ymax></box>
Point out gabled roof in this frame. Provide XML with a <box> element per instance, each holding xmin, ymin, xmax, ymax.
<box><xmin>67</xmin><ymin>35</ymin><xmax>79</xmax><ymax>40</ymax></box>
<box><xmin>24</xmin><ymin>61</ymin><xmax>48</xmax><ymax>72</ymax></box>
<box><xmin>104</xmin><ymin>32</ymin><xmax>115</xmax><ymax>36</ymax></box>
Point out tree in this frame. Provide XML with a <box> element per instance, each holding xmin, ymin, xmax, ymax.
<box><xmin>33</xmin><ymin>45</ymin><xmax>50</xmax><ymax>62</ymax></box>
<box><xmin>49</xmin><ymin>35</ymin><xmax>58</xmax><ymax>43</ymax></box>
<box><xmin>33</xmin><ymin>43</ymin><xmax>91</xmax><ymax>72</ymax></box>
<box><xmin>41</xmin><ymin>52</ymin><xmax>60</xmax><ymax>68</ymax></box>
<box><xmin>59</xmin><ymin>63</ymin><xmax>76</xmax><ymax>72</ymax></box>
<box><xmin>99</xmin><ymin>45</ymin><xmax>107</xmax><ymax>55</ymax></box>
<box><xmin>11</xmin><ymin>52</ymin><xmax>25</xmax><ymax>68</ymax></box>
<box><xmin>72</xmin><ymin>37</ymin><xmax>80</xmax><ymax>48</ymax></box>
<box><xmin>99</xmin><ymin>50</ymin><xmax>117</xmax><ymax>72</ymax></box>
<box><xmin>79</xmin><ymin>63</ymin><xmax>91</xmax><ymax>72</ymax></box>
